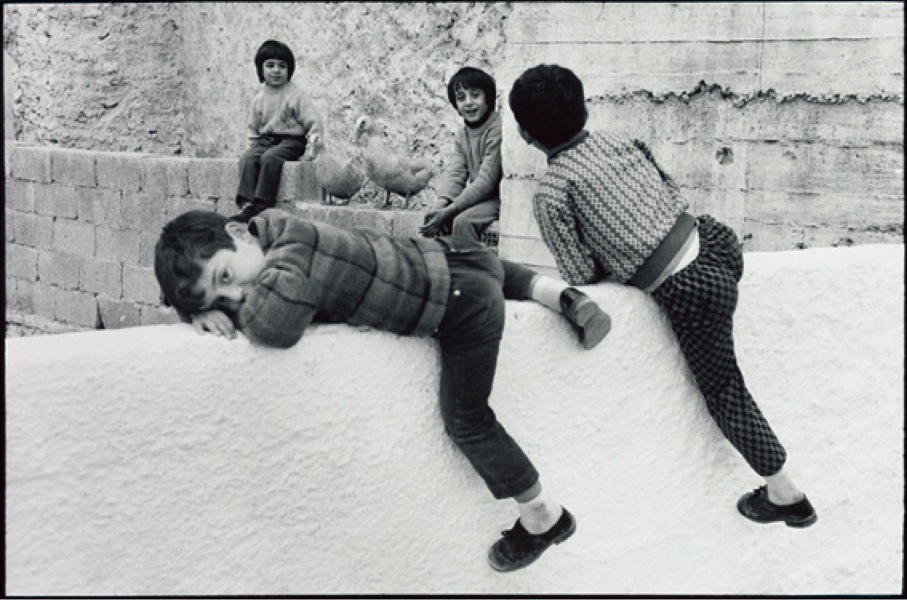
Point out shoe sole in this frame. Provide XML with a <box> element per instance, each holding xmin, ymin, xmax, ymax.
<box><xmin>574</xmin><ymin>302</ymin><xmax>611</xmax><ymax>350</ymax></box>
<box><xmin>488</xmin><ymin>517</ymin><xmax>577</xmax><ymax>573</ymax></box>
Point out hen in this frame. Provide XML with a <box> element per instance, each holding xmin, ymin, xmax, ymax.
<box><xmin>354</xmin><ymin>116</ymin><xmax>434</xmax><ymax>208</ymax></box>
<box><xmin>309</xmin><ymin>132</ymin><xmax>365</xmax><ymax>204</ymax></box>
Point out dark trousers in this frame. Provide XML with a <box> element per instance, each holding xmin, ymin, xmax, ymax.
<box><xmin>236</xmin><ymin>135</ymin><xmax>307</xmax><ymax>207</ymax></box>
<box><xmin>651</xmin><ymin>215</ymin><xmax>787</xmax><ymax>477</ymax></box>
<box><xmin>434</xmin><ymin>236</ymin><xmax>540</xmax><ymax>499</ymax></box>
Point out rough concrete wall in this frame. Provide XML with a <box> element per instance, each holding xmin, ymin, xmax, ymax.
<box><xmin>5</xmin><ymin>244</ymin><xmax>903</xmax><ymax>594</ymax></box>
<box><xmin>497</xmin><ymin>2</ymin><xmax>903</xmax><ymax>266</ymax></box>
<box><xmin>3</xmin><ymin>2</ymin><xmax>511</xmax><ymax>207</ymax></box>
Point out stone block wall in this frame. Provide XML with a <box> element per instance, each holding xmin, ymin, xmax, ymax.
<box><xmin>4</xmin><ymin>144</ymin><xmax>431</xmax><ymax>330</ymax></box>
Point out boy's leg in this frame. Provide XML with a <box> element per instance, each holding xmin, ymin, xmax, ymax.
<box><xmin>236</xmin><ymin>140</ymin><xmax>269</xmax><ymax>207</ymax></box>
<box><xmin>253</xmin><ymin>137</ymin><xmax>307</xmax><ymax>207</ymax></box>
<box><xmin>437</xmin><ymin>248</ymin><xmax>575</xmax><ymax>570</ymax></box>
<box><xmin>450</xmin><ymin>199</ymin><xmax>500</xmax><ymax>241</ymax></box>
<box><xmin>500</xmin><ymin>259</ymin><xmax>611</xmax><ymax>349</ymax></box>
<box><xmin>651</xmin><ymin>215</ymin><xmax>815</xmax><ymax>526</ymax></box>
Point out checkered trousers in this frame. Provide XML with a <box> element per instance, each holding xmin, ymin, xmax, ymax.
<box><xmin>651</xmin><ymin>215</ymin><xmax>787</xmax><ymax>476</ymax></box>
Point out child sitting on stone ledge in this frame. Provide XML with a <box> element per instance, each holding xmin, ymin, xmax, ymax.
<box><xmin>154</xmin><ymin>207</ymin><xmax>612</xmax><ymax>572</ymax></box>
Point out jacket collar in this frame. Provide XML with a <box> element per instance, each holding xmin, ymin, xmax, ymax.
<box><xmin>547</xmin><ymin>130</ymin><xmax>589</xmax><ymax>161</ymax></box>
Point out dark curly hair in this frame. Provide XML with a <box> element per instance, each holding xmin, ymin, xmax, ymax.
<box><xmin>446</xmin><ymin>66</ymin><xmax>497</xmax><ymax>110</ymax></box>
<box><xmin>154</xmin><ymin>210</ymin><xmax>236</xmax><ymax>321</ymax></box>
<box><xmin>508</xmin><ymin>63</ymin><xmax>587</xmax><ymax>148</ymax></box>
<box><xmin>255</xmin><ymin>39</ymin><xmax>296</xmax><ymax>83</ymax></box>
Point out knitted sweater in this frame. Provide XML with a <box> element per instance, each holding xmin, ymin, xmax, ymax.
<box><xmin>248</xmin><ymin>80</ymin><xmax>324</xmax><ymax>141</ymax></box>
<box><xmin>434</xmin><ymin>111</ymin><xmax>503</xmax><ymax>213</ymax></box>
<box><xmin>532</xmin><ymin>131</ymin><xmax>689</xmax><ymax>285</ymax></box>
<box><xmin>237</xmin><ymin>210</ymin><xmax>450</xmax><ymax>348</ymax></box>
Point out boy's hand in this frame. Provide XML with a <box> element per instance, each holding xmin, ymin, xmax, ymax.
<box><xmin>191</xmin><ymin>309</ymin><xmax>237</xmax><ymax>339</ymax></box>
<box><xmin>419</xmin><ymin>207</ymin><xmax>455</xmax><ymax>237</ymax></box>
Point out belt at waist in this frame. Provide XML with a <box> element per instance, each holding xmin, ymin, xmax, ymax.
<box><xmin>627</xmin><ymin>212</ymin><xmax>697</xmax><ymax>292</ymax></box>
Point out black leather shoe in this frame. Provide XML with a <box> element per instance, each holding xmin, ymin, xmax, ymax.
<box><xmin>737</xmin><ymin>486</ymin><xmax>817</xmax><ymax>528</ymax></box>
<box><xmin>229</xmin><ymin>202</ymin><xmax>265</xmax><ymax>223</ymax></box>
<box><xmin>560</xmin><ymin>288</ymin><xmax>611</xmax><ymax>350</ymax></box>
<box><xmin>488</xmin><ymin>508</ymin><xmax>576</xmax><ymax>572</ymax></box>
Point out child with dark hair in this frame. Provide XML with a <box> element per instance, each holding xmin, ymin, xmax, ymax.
<box><xmin>508</xmin><ymin>63</ymin><xmax>817</xmax><ymax>529</ymax></box>
<box><xmin>420</xmin><ymin>67</ymin><xmax>502</xmax><ymax>241</ymax></box>
<box><xmin>231</xmin><ymin>40</ymin><xmax>324</xmax><ymax>223</ymax></box>
<box><xmin>154</xmin><ymin>208</ymin><xmax>612</xmax><ymax>571</ymax></box>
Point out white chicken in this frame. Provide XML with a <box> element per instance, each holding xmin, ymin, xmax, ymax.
<box><xmin>309</xmin><ymin>132</ymin><xmax>365</xmax><ymax>205</ymax></box>
<box><xmin>354</xmin><ymin>116</ymin><xmax>434</xmax><ymax>208</ymax></box>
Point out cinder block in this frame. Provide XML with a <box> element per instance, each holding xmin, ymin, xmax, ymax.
<box><xmin>51</xmin><ymin>148</ymin><xmax>96</xmax><ymax>187</ymax></box>
<box><xmin>53</xmin><ymin>287</ymin><xmax>99</xmax><ymax>328</ymax></box>
<box><xmin>5</xmin><ymin>278</ymin><xmax>36</xmax><ymax>314</ymax></box>
<box><xmin>32</xmin><ymin>282</ymin><xmax>57</xmax><ymax>318</ymax></box>
<box><xmin>188</xmin><ymin>158</ymin><xmax>238</xmax><ymax>200</ymax></box>
<box><xmin>137</xmin><ymin>231</ymin><xmax>159</xmax><ymax>268</ymax></box>
<box><xmin>80</xmin><ymin>187</ymin><xmax>123</xmax><ymax>227</ymax></box>
<box><xmin>290</xmin><ymin>204</ymin><xmax>393</xmax><ymax>235</ymax></box>
<box><xmin>120</xmin><ymin>192</ymin><xmax>167</xmax><ymax>233</ymax></box>
<box><xmin>6</xmin><ymin>244</ymin><xmax>38</xmax><ymax>281</ymax></box>
<box><xmin>97</xmin><ymin>296</ymin><xmax>141</xmax><ymax>329</ymax></box>
<box><xmin>142</xmin><ymin>156</ymin><xmax>191</xmax><ymax>197</ymax></box>
<box><xmin>37</xmin><ymin>251</ymin><xmax>82</xmax><ymax>289</ymax></box>
<box><xmin>9</xmin><ymin>145</ymin><xmax>52</xmax><ymax>183</ymax></box>
<box><xmin>176</xmin><ymin>197</ymin><xmax>217</xmax><ymax>216</ymax></box>
<box><xmin>140</xmin><ymin>303</ymin><xmax>182</xmax><ymax>326</ymax></box>
<box><xmin>6</xmin><ymin>209</ymin><xmax>16</xmax><ymax>244</ymax></box>
<box><xmin>52</xmin><ymin>219</ymin><xmax>95</xmax><ymax>257</ymax></box>
<box><xmin>390</xmin><ymin>210</ymin><xmax>424</xmax><ymax>237</ymax></box>
<box><xmin>12</xmin><ymin>212</ymin><xmax>54</xmax><ymax>250</ymax></box>
<box><xmin>5</xmin><ymin>179</ymin><xmax>36</xmax><ymax>212</ymax></box>
<box><xmin>81</xmin><ymin>260</ymin><xmax>122</xmax><ymax>298</ymax></box>
<box><xmin>95</xmin><ymin>151</ymin><xmax>145</xmax><ymax>192</ymax></box>
<box><xmin>278</xmin><ymin>160</ymin><xmax>322</xmax><ymax>203</ymax></box>
<box><xmin>123</xmin><ymin>265</ymin><xmax>162</xmax><ymax>305</ymax></box>
<box><xmin>33</xmin><ymin>183</ymin><xmax>78</xmax><ymax>219</ymax></box>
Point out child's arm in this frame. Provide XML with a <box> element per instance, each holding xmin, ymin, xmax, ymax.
<box><xmin>295</xmin><ymin>91</ymin><xmax>324</xmax><ymax>158</ymax></box>
<box><xmin>236</xmin><ymin>256</ymin><xmax>319</xmax><ymax>349</ymax></box>
<box><xmin>434</xmin><ymin>132</ymin><xmax>470</xmax><ymax>206</ymax></box>
<box><xmin>534</xmin><ymin>183</ymin><xmax>606</xmax><ymax>286</ymax></box>
<box><xmin>443</xmin><ymin>120</ymin><xmax>502</xmax><ymax>215</ymax></box>
<box><xmin>190</xmin><ymin>309</ymin><xmax>238</xmax><ymax>339</ymax></box>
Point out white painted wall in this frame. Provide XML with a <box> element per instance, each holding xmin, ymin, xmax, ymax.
<box><xmin>5</xmin><ymin>244</ymin><xmax>903</xmax><ymax>595</ymax></box>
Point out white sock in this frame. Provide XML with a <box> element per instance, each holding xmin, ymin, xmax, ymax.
<box><xmin>530</xmin><ymin>275</ymin><xmax>568</xmax><ymax>313</ymax></box>
<box><xmin>517</xmin><ymin>487</ymin><xmax>563</xmax><ymax>534</ymax></box>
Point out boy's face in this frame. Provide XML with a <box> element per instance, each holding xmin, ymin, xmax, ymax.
<box><xmin>262</xmin><ymin>58</ymin><xmax>289</xmax><ymax>87</ymax></box>
<box><xmin>193</xmin><ymin>222</ymin><xmax>266</xmax><ymax>313</ymax></box>
<box><xmin>454</xmin><ymin>85</ymin><xmax>489</xmax><ymax>124</ymax></box>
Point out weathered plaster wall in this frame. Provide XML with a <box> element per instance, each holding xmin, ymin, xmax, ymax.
<box><xmin>497</xmin><ymin>2</ymin><xmax>903</xmax><ymax>267</ymax></box>
<box><xmin>5</xmin><ymin>243</ymin><xmax>904</xmax><ymax>594</ymax></box>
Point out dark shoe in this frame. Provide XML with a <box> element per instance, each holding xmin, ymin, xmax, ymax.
<box><xmin>737</xmin><ymin>486</ymin><xmax>817</xmax><ymax>528</ymax></box>
<box><xmin>560</xmin><ymin>288</ymin><xmax>611</xmax><ymax>349</ymax></box>
<box><xmin>229</xmin><ymin>202</ymin><xmax>265</xmax><ymax>223</ymax></box>
<box><xmin>488</xmin><ymin>508</ymin><xmax>576</xmax><ymax>572</ymax></box>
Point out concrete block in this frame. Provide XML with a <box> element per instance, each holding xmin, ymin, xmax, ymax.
<box><xmin>34</xmin><ymin>184</ymin><xmax>79</xmax><ymax>219</ymax></box>
<box><xmin>51</xmin><ymin>148</ymin><xmax>96</xmax><ymax>187</ymax></box>
<box><xmin>140</xmin><ymin>303</ymin><xmax>182</xmax><ymax>327</ymax></box>
<box><xmin>53</xmin><ymin>219</ymin><xmax>95</xmax><ymax>258</ymax></box>
<box><xmin>95</xmin><ymin>152</ymin><xmax>145</xmax><ymax>192</ymax></box>
<box><xmin>81</xmin><ymin>260</ymin><xmax>123</xmax><ymax>298</ymax></box>
<box><xmin>137</xmin><ymin>231</ymin><xmax>159</xmax><ymax>268</ymax></box>
<box><xmin>278</xmin><ymin>160</ymin><xmax>322</xmax><ymax>203</ymax></box>
<box><xmin>12</xmin><ymin>212</ymin><xmax>54</xmax><ymax>250</ymax></box>
<box><xmin>188</xmin><ymin>158</ymin><xmax>237</xmax><ymax>200</ymax></box>
<box><xmin>9</xmin><ymin>146</ymin><xmax>52</xmax><ymax>183</ymax></box>
<box><xmin>120</xmin><ymin>192</ymin><xmax>167</xmax><ymax>233</ymax></box>
<box><xmin>37</xmin><ymin>251</ymin><xmax>82</xmax><ymax>290</ymax></box>
<box><xmin>31</xmin><ymin>282</ymin><xmax>56</xmax><ymax>319</ymax></box>
<box><xmin>123</xmin><ymin>265</ymin><xmax>162</xmax><ymax>305</ymax></box>
<box><xmin>290</xmin><ymin>204</ymin><xmax>393</xmax><ymax>235</ymax></box>
<box><xmin>74</xmin><ymin>187</ymin><xmax>121</xmax><ymax>225</ymax></box>
<box><xmin>53</xmin><ymin>287</ymin><xmax>99</xmax><ymax>328</ymax></box>
<box><xmin>5</xmin><ymin>179</ymin><xmax>36</xmax><ymax>213</ymax></box>
<box><xmin>5</xmin><ymin>279</ymin><xmax>40</xmax><ymax>314</ymax></box>
<box><xmin>175</xmin><ymin>198</ymin><xmax>216</xmax><ymax>217</ymax></box>
<box><xmin>5</xmin><ymin>209</ymin><xmax>16</xmax><ymax>244</ymax></box>
<box><xmin>95</xmin><ymin>226</ymin><xmax>144</xmax><ymax>265</ymax></box>
<box><xmin>6</xmin><ymin>244</ymin><xmax>38</xmax><ymax>281</ymax></box>
<box><xmin>389</xmin><ymin>210</ymin><xmax>424</xmax><ymax>237</ymax></box>
<box><xmin>97</xmin><ymin>296</ymin><xmax>141</xmax><ymax>329</ymax></box>
<box><xmin>142</xmin><ymin>156</ymin><xmax>191</xmax><ymax>197</ymax></box>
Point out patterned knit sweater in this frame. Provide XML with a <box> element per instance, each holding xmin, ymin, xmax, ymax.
<box><xmin>533</xmin><ymin>131</ymin><xmax>689</xmax><ymax>285</ymax></box>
